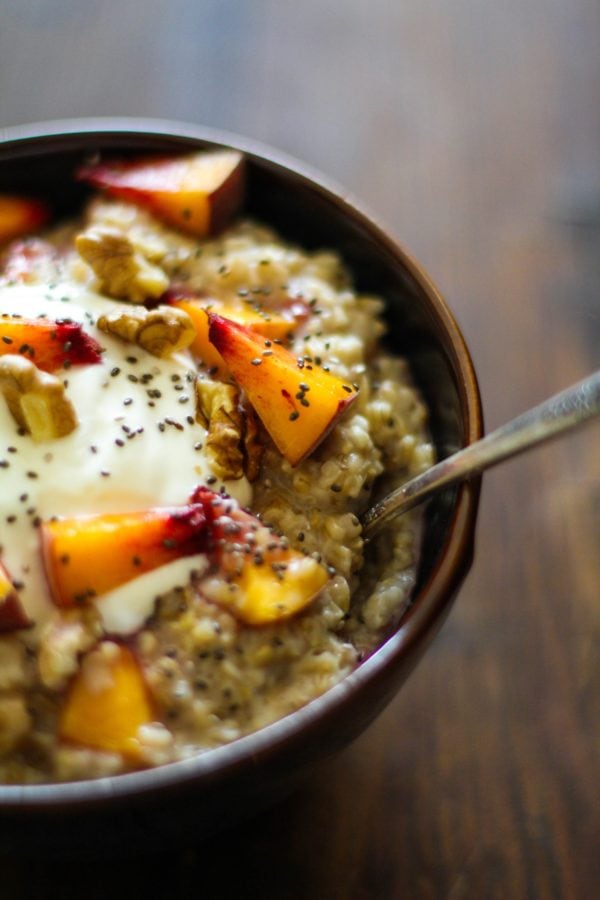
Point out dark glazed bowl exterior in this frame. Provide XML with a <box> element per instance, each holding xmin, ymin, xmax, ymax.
<box><xmin>0</xmin><ymin>119</ymin><xmax>482</xmax><ymax>850</ymax></box>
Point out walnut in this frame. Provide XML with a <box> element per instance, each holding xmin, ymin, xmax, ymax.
<box><xmin>0</xmin><ymin>355</ymin><xmax>77</xmax><ymax>441</ymax></box>
<box><xmin>195</xmin><ymin>380</ymin><xmax>245</xmax><ymax>480</ymax></box>
<box><xmin>75</xmin><ymin>226</ymin><xmax>169</xmax><ymax>303</ymax></box>
<box><xmin>97</xmin><ymin>304</ymin><xmax>195</xmax><ymax>358</ymax></box>
<box><xmin>84</xmin><ymin>199</ymin><xmax>174</xmax><ymax>263</ymax></box>
<box><xmin>195</xmin><ymin>380</ymin><xmax>264</xmax><ymax>481</ymax></box>
<box><xmin>240</xmin><ymin>397</ymin><xmax>263</xmax><ymax>482</ymax></box>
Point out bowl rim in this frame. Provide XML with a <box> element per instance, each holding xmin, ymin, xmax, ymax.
<box><xmin>0</xmin><ymin>118</ymin><xmax>483</xmax><ymax>811</ymax></box>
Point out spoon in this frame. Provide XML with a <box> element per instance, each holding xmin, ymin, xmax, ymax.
<box><xmin>361</xmin><ymin>370</ymin><xmax>600</xmax><ymax>539</ymax></box>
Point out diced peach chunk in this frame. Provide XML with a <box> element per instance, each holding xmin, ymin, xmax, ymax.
<box><xmin>207</xmin><ymin>313</ymin><xmax>359</xmax><ymax>466</ymax></box>
<box><xmin>164</xmin><ymin>287</ymin><xmax>309</xmax><ymax>370</ymax></box>
<box><xmin>0</xmin><ymin>316</ymin><xmax>103</xmax><ymax>372</ymax></box>
<box><xmin>59</xmin><ymin>642</ymin><xmax>154</xmax><ymax>760</ymax></box>
<box><xmin>77</xmin><ymin>150</ymin><xmax>244</xmax><ymax>237</ymax></box>
<box><xmin>41</xmin><ymin>505</ymin><xmax>208</xmax><ymax>608</ymax></box>
<box><xmin>192</xmin><ymin>487</ymin><xmax>330</xmax><ymax>624</ymax></box>
<box><xmin>0</xmin><ymin>195</ymin><xmax>48</xmax><ymax>245</ymax></box>
<box><xmin>0</xmin><ymin>560</ymin><xmax>31</xmax><ymax>632</ymax></box>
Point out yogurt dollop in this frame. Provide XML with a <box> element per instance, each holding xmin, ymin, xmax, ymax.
<box><xmin>0</xmin><ymin>281</ymin><xmax>251</xmax><ymax>632</ymax></box>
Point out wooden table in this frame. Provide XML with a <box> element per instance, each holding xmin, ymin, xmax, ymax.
<box><xmin>1</xmin><ymin>2</ymin><xmax>598</xmax><ymax>897</ymax></box>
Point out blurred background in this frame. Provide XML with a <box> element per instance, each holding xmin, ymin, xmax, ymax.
<box><xmin>1</xmin><ymin>1</ymin><xmax>598</xmax><ymax>897</ymax></box>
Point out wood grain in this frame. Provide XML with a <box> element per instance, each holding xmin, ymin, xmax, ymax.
<box><xmin>1</xmin><ymin>1</ymin><xmax>598</xmax><ymax>897</ymax></box>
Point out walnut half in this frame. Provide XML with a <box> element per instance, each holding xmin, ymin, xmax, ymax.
<box><xmin>0</xmin><ymin>355</ymin><xmax>77</xmax><ymax>441</ymax></box>
<box><xmin>195</xmin><ymin>379</ymin><xmax>263</xmax><ymax>481</ymax></box>
<box><xmin>76</xmin><ymin>226</ymin><xmax>169</xmax><ymax>303</ymax></box>
<box><xmin>97</xmin><ymin>304</ymin><xmax>195</xmax><ymax>358</ymax></box>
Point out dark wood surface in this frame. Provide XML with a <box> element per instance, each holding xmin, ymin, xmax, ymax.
<box><xmin>1</xmin><ymin>2</ymin><xmax>598</xmax><ymax>897</ymax></box>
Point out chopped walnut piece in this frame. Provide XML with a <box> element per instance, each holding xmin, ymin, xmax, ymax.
<box><xmin>75</xmin><ymin>226</ymin><xmax>169</xmax><ymax>303</ymax></box>
<box><xmin>240</xmin><ymin>397</ymin><xmax>263</xmax><ymax>482</ymax></box>
<box><xmin>84</xmin><ymin>198</ymin><xmax>174</xmax><ymax>262</ymax></box>
<box><xmin>0</xmin><ymin>355</ymin><xmax>77</xmax><ymax>441</ymax></box>
<box><xmin>196</xmin><ymin>379</ymin><xmax>264</xmax><ymax>481</ymax></box>
<box><xmin>97</xmin><ymin>304</ymin><xmax>195</xmax><ymax>358</ymax></box>
<box><xmin>195</xmin><ymin>380</ymin><xmax>264</xmax><ymax>481</ymax></box>
<box><xmin>195</xmin><ymin>380</ymin><xmax>245</xmax><ymax>480</ymax></box>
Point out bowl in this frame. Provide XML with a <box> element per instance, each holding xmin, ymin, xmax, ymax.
<box><xmin>0</xmin><ymin>118</ymin><xmax>482</xmax><ymax>851</ymax></box>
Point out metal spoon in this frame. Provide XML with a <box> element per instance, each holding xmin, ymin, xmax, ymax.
<box><xmin>361</xmin><ymin>370</ymin><xmax>600</xmax><ymax>539</ymax></box>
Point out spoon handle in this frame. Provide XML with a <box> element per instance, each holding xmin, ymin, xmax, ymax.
<box><xmin>362</xmin><ymin>370</ymin><xmax>600</xmax><ymax>538</ymax></box>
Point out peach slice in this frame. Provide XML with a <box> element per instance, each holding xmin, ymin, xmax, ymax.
<box><xmin>41</xmin><ymin>505</ymin><xmax>208</xmax><ymax>608</ymax></box>
<box><xmin>164</xmin><ymin>287</ymin><xmax>309</xmax><ymax>370</ymax></box>
<box><xmin>207</xmin><ymin>313</ymin><xmax>359</xmax><ymax>466</ymax></box>
<box><xmin>59</xmin><ymin>642</ymin><xmax>154</xmax><ymax>760</ymax></box>
<box><xmin>0</xmin><ymin>560</ymin><xmax>31</xmax><ymax>632</ymax></box>
<box><xmin>0</xmin><ymin>316</ymin><xmax>103</xmax><ymax>372</ymax></box>
<box><xmin>77</xmin><ymin>150</ymin><xmax>244</xmax><ymax>237</ymax></box>
<box><xmin>191</xmin><ymin>487</ymin><xmax>330</xmax><ymax>625</ymax></box>
<box><xmin>0</xmin><ymin>195</ymin><xmax>48</xmax><ymax>245</ymax></box>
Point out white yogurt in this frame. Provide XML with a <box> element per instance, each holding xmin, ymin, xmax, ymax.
<box><xmin>0</xmin><ymin>281</ymin><xmax>251</xmax><ymax>633</ymax></box>
<box><xmin>96</xmin><ymin>554</ymin><xmax>209</xmax><ymax>636</ymax></box>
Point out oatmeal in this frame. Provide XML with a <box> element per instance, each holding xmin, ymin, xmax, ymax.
<box><xmin>0</xmin><ymin>151</ymin><xmax>433</xmax><ymax>782</ymax></box>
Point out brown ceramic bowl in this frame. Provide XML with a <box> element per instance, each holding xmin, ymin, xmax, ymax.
<box><xmin>0</xmin><ymin>119</ymin><xmax>482</xmax><ymax>851</ymax></box>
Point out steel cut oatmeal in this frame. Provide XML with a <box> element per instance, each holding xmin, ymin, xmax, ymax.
<box><xmin>0</xmin><ymin>151</ymin><xmax>433</xmax><ymax>782</ymax></box>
